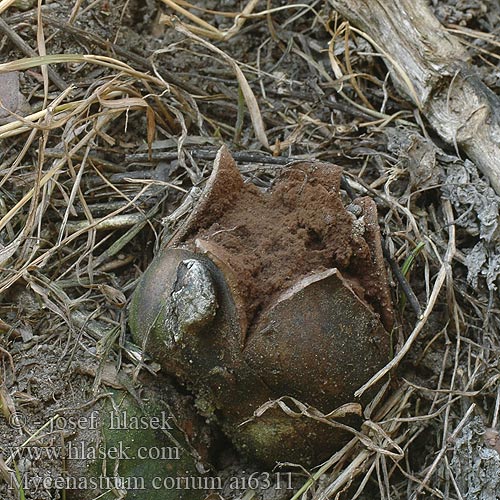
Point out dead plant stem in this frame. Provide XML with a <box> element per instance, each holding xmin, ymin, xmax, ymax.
<box><xmin>355</xmin><ymin>200</ymin><xmax>456</xmax><ymax>398</ymax></box>
<box><xmin>411</xmin><ymin>403</ymin><xmax>475</xmax><ymax>498</ymax></box>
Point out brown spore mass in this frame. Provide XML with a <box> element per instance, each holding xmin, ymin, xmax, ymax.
<box><xmin>184</xmin><ymin>160</ymin><xmax>391</xmax><ymax>335</ymax></box>
<box><xmin>134</xmin><ymin>149</ymin><xmax>395</xmax><ymax>466</ymax></box>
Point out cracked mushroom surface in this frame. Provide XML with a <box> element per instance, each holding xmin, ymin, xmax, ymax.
<box><xmin>129</xmin><ymin>146</ymin><xmax>394</xmax><ymax>467</ymax></box>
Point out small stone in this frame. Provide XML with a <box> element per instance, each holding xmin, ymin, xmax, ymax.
<box><xmin>346</xmin><ymin>203</ymin><xmax>363</xmax><ymax>217</ymax></box>
<box><xmin>484</xmin><ymin>428</ymin><xmax>500</xmax><ymax>453</ymax></box>
<box><xmin>0</xmin><ymin>72</ymin><xmax>29</xmax><ymax>125</ymax></box>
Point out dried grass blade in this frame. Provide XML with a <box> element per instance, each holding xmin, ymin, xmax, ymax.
<box><xmin>173</xmin><ymin>20</ymin><xmax>270</xmax><ymax>149</ymax></box>
<box><xmin>355</xmin><ymin>201</ymin><xmax>456</xmax><ymax>397</ymax></box>
<box><xmin>348</xmin><ymin>24</ymin><xmax>421</xmax><ymax>108</ymax></box>
<box><xmin>221</xmin><ymin>0</ymin><xmax>260</xmax><ymax>41</ymax></box>
<box><xmin>0</xmin><ymin>0</ymin><xmax>16</xmax><ymax>15</ymax></box>
<box><xmin>0</xmin><ymin>54</ymin><xmax>167</xmax><ymax>87</ymax></box>
<box><xmin>36</xmin><ymin>0</ymin><xmax>49</xmax><ymax>105</ymax></box>
<box><xmin>0</xmin><ymin>129</ymin><xmax>46</xmax><ymax>266</ymax></box>
<box><xmin>98</xmin><ymin>96</ymin><xmax>149</xmax><ymax>110</ymax></box>
<box><xmin>159</xmin><ymin>0</ymin><xmax>260</xmax><ymax>42</ymax></box>
<box><xmin>317</xmin><ymin>451</ymin><xmax>371</xmax><ymax>500</ymax></box>
<box><xmin>0</xmin><ymin>112</ymin><xmax>118</xmax><ymax>233</ymax></box>
<box><xmin>0</xmin><ymin>455</ymin><xmax>18</xmax><ymax>496</ymax></box>
<box><xmin>160</xmin><ymin>0</ymin><xmax>221</xmax><ymax>34</ymax></box>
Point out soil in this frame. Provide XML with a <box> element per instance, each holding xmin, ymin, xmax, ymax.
<box><xmin>0</xmin><ymin>0</ymin><xmax>499</xmax><ymax>499</ymax></box>
<box><xmin>0</xmin><ymin>306</ymin><xmax>104</xmax><ymax>500</ymax></box>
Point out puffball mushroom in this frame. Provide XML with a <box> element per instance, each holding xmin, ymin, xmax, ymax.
<box><xmin>129</xmin><ymin>146</ymin><xmax>393</xmax><ymax>467</ymax></box>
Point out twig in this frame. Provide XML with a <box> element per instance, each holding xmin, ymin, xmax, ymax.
<box><xmin>0</xmin><ymin>16</ymin><xmax>67</xmax><ymax>91</ymax></box>
<box><xmin>65</xmin><ymin>213</ymin><xmax>146</xmax><ymax>234</ymax></box>
<box><xmin>125</xmin><ymin>148</ymin><xmax>293</xmax><ymax>165</ymax></box>
<box><xmin>411</xmin><ymin>403</ymin><xmax>475</xmax><ymax>498</ymax></box>
<box><xmin>94</xmin><ymin>202</ymin><xmax>163</xmax><ymax>267</ymax></box>
<box><xmin>382</xmin><ymin>242</ymin><xmax>422</xmax><ymax>317</ymax></box>
<box><xmin>355</xmin><ymin>200</ymin><xmax>456</xmax><ymax>398</ymax></box>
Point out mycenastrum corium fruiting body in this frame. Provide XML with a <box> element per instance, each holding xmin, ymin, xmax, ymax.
<box><xmin>129</xmin><ymin>146</ymin><xmax>394</xmax><ymax>467</ymax></box>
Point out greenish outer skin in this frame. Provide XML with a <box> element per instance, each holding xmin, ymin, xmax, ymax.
<box><xmin>128</xmin><ymin>248</ymin><xmax>391</xmax><ymax>468</ymax></box>
<box><xmin>69</xmin><ymin>389</ymin><xmax>207</xmax><ymax>500</ymax></box>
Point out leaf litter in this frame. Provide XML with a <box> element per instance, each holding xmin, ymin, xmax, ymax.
<box><xmin>0</xmin><ymin>0</ymin><xmax>499</xmax><ymax>499</ymax></box>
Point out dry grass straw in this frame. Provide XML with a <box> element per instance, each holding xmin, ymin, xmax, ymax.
<box><xmin>159</xmin><ymin>0</ymin><xmax>318</xmax><ymax>41</ymax></box>
<box><xmin>0</xmin><ymin>0</ymin><xmax>17</xmax><ymax>15</ymax></box>
<box><xmin>0</xmin><ymin>0</ymin><xmax>203</xmax><ymax>470</ymax></box>
<box><xmin>0</xmin><ymin>19</ymin><xmax>193</xmax><ymax>300</ymax></box>
<box><xmin>276</xmin><ymin>194</ymin><xmax>464</xmax><ymax>498</ymax></box>
<box><xmin>355</xmin><ymin>200</ymin><xmax>456</xmax><ymax>398</ymax></box>
<box><xmin>0</xmin><ymin>1</ymin><xmax>497</xmax><ymax>499</ymax></box>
